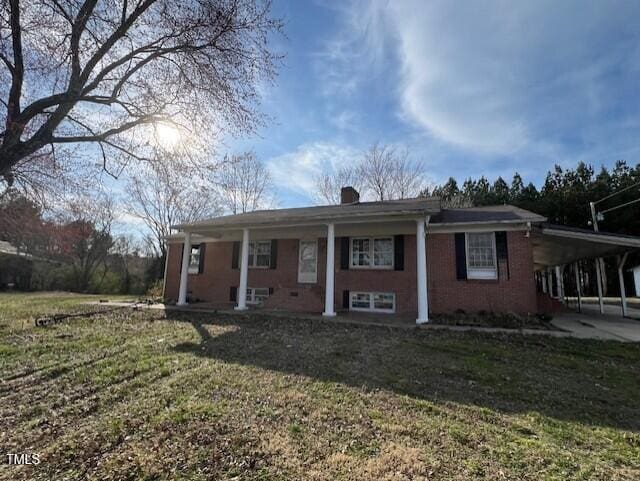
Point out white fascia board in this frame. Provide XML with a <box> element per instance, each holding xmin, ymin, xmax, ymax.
<box><xmin>178</xmin><ymin>212</ymin><xmax>428</xmax><ymax>233</ymax></box>
<box><xmin>540</xmin><ymin>227</ymin><xmax>640</xmax><ymax>248</ymax></box>
<box><xmin>428</xmin><ymin>220</ymin><xmax>536</xmax><ymax>233</ymax></box>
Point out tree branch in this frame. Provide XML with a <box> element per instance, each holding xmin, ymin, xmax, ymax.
<box><xmin>5</xmin><ymin>0</ymin><xmax>24</xmax><ymax>133</ymax></box>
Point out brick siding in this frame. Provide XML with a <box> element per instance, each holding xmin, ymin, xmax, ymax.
<box><xmin>164</xmin><ymin>230</ymin><xmax>538</xmax><ymax>316</ymax></box>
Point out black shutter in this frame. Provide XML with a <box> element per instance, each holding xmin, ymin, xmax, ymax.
<box><xmin>268</xmin><ymin>287</ymin><xmax>274</xmax><ymax>295</ymax></box>
<box><xmin>495</xmin><ymin>231</ymin><xmax>509</xmax><ymax>279</ymax></box>
<box><xmin>454</xmin><ymin>233</ymin><xmax>467</xmax><ymax>280</ymax></box>
<box><xmin>229</xmin><ymin>286</ymin><xmax>237</xmax><ymax>302</ymax></box>
<box><xmin>198</xmin><ymin>244</ymin><xmax>206</xmax><ymax>274</ymax></box>
<box><xmin>342</xmin><ymin>290</ymin><xmax>350</xmax><ymax>309</ymax></box>
<box><xmin>270</xmin><ymin>240</ymin><xmax>278</xmax><ymax>269</ymax></box>
<box><xmin>394</xmin><ymin>235</ymin><xmax>404</xmax><ymax>271</ymax></box>
<box><xmin>340</xmin><ymin>237</ymin><xmax>350</xmax><ymax>270</ymax></box>
<box><xmin>231</xmin><ymin>241</ymin><xmax>240</xmax><ymax>269</ymax></box>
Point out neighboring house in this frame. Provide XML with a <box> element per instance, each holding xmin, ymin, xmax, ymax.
<box><xmin>164</xmin><ymin>187</ymin><xmax>640</xmax><ymax>322</ymax></box>
<box><xmin>0</xmin><ymin>240</ymin><xmax>34</xmax><ymax>289</ymax></box>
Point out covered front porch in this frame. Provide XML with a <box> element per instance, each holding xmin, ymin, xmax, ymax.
<box><xmin>531</xmin><ymin>224</ymin><xmax>640</xmax><ymax>319</ymax></box>
<box><xmin>170</xmin><ymin>214</ymin><xmax>432</xmax><ymax>323</ymax></box>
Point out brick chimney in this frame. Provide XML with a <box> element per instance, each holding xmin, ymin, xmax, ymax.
<box><xmin>340</xmin><ymin>186</ymin><xmax>360</xmax><ymax>204</ymax></box>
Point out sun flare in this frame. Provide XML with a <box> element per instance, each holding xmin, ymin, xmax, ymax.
<box><xmin>154</xmin><ymin>122</ymin><xmax>182</xmax><ymax>149</ymax></box>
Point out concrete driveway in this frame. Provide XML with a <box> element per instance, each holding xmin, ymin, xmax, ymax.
<box><xmin>551</xmin><ymin>311</ymin><xmax>640</xmax><ymax>342</ymax></box>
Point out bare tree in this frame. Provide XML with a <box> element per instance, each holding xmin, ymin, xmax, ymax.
<box><xmin>0</xmin><ymin>0</ymin><xmax>283</xmax><ymax>197</ymax></box>
<box><xmin>53</xmin><ymin>193</ymin><xmax>115</xmax><ymax>291</ymax></box>
<box><xmin>216</xmin><ymin>151</ymin><xmax>276</xmax><ymax>214</ymax></box>
<box><xmin>313</xmin><ymin>142</ymin><xmax>427</xmax><ymax>204</ymax></box>
<box><xmin>359</xmin><ymin>142</ymin><xmax>426</xmax><ymax>201</ymax></box>
<box><xmin>313</xmin><ymin>165</ymin><xmax>364</xmax><ymax>205</ymax></box>
<box><xmin>125</xmin><ymin>164</ymin><xmax>223</xmax><ymax>257</ymax></box>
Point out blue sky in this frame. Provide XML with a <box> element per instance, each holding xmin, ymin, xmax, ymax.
<box><xmin>227</xmin><ymin>0</ymin><xmax>640</xmax><ymax>208</ymax></box>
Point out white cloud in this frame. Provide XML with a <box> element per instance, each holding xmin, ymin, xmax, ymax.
<box><xmin>324</xmin><ymin>0</ymin><xmax>640</xmax><ymax>155</ymax></box>
<box><xmin>266</xmin><ymin>142</ymin><xmax>360</xmax><ymax>202</ymax></box>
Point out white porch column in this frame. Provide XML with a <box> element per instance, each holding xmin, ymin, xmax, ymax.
<box><xmin>547</xmin><ymin>268</ymin><xmax>554</xmax><ymax>297</ymax></box>
<box><xmin>323</xmin><ymin>223</ymin><xmax>336</xmax><ymax>317</ymax></box>
<box><xmin>574</xmin><ymin>263</ymin><xmax>582</xmax><ymax>312</ymax></box>
<box><xmin>541</xmin><ymin>270</ymin><xmax>548</xmax><ymax>293</ymax></box>
<box><xmin>617</xmin><ymin>253</ymin><xmax>629</xmax><ymax>318</ymax></box>
<box><xmin>235</xmin><ymin>228</ymin><xmax>250</xmax><ymax>311</ymax></box>
<box><xmin>595</xmin><ymin>258</ymin><xmax>604</xmax><ymax>314</ymax></box>
<box><xmin>416</xmin><ymin>219</ymin><xmax>429</xmax><ymax>324</ymax></box>
<box><xmin>177</xmin><ymin>232</ymin><xmax>192</xmax><ymax>306</ymax></box>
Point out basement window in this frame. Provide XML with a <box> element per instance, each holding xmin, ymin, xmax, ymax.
<box><xmin>246</xmin><ymin>287</ymin><xmax>269</xmax><ymax>305</ymax></box>
<box><xmin>349</xmin><ymin>292</ymin><xmax>396</xmax><ymax>313</ymax></box>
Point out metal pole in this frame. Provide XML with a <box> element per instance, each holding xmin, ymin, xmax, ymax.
<box><xmin>617</xmin><ymin>253</ymin><xmax>629</xmax><ymax>318</ymax></box>
<box><xmin>589</xmin><ymin>201</ymin><xmax>605</xmax><ymax>314</ymax></box>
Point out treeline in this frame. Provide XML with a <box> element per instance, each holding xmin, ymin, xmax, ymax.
<box><xmin>426</xmin><ymin>160</ymin><xmax>640</xmax><ymax>237</ymax></box>
<box><xmin>0</xmin><ymin>191</ymin><xmax>156</xmax><ymax>295</ymax></box>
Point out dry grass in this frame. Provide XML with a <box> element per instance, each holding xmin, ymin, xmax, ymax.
<box><xmin>1</xmin><ymin>293</ymin><xmax>639</xmax><ymax>480</ymax></box>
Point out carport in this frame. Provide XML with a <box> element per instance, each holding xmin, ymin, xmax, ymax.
<box><xmin>531</xmin><ymin>224</ymin><xmax>640</xmax><ymax>318</ymax></box>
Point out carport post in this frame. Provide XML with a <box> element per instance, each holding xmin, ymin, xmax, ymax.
<box><xmin>555</xmin><ymin>265</ymin><xmax>565</xmax><ymax>302</ymax></box>
<box><xmin>594</xmin><ymin>258</ymin><xmax>604</xmax><ymax>314</ymax></box>
<box><xmin>617</xmin><ymin>253</ymin><xmax>629</xmax><ymax>318</ymax></box>
<box><xmin>574</xmin><ymin>263</ymin><xmax>582</xmax><ymax>313</ymax></box>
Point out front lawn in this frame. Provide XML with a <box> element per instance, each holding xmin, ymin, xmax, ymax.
<box><xmin>0</xmin><ymin>291</ymin><xmax>136</xmax><ymax>330</ymax></box>
<box><xmin>1</xmin><ymin>293</ymin><xmax>639</xmax><ymax>480</ymax></box>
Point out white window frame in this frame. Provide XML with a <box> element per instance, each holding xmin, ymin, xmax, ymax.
<box><xmin>187</xmin><ymin>245</ymin><xmax>201</xmax><ymax>274</ymax></box>
<box><xmin>349</xmin><ymin>291</ymin><xmax>396</xmax><ymax>313</ymax></box>
<box><xmin>246</xmin><ymin>287</ymin><xmax>269</xmax><ymax>305</ymax></box>
<box><xmin>248</xmin><ymin>240</ymin><xmax>271</xmax><ymax>268</ymax></box>
<box><xmin>465</xmin><ymin>232</ymin><xmax>498</xmax><ymax>280</ymax></box>
<box><xmin>297</xmin><ymin>239</ymin><xmax>318</xmax><ymax>284</ymax></box>
<box><xmin>349</xmin><ymin>237</ymin><xmax>394</xmax><ymax>269</ymax></box>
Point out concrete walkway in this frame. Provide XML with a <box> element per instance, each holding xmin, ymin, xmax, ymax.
<box><xmin>551</xmin><ymin>311</ymin><xmax>640</xmax><ymax>342</ymax></box>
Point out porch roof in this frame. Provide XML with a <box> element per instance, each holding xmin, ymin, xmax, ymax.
<box><xmin>531</xmin><ymin>224</ymin><xmax>640</xmax><ymax>268</ymax></box>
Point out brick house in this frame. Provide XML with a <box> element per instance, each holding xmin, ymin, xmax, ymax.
<box><xmin>164</xmin><ymin>187</ymin><xmax>640</xmax><ymax>322</ymax></box>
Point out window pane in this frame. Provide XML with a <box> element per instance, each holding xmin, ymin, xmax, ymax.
<box><xmin>254</xmin><ymin>288</ymin><xmax>269</xmax><ymax>302</ymax></box>
<box><xmin>188</xmin><ymin>245</ymin><xmax>200</xmax><ymax>272</ymax></box>
<box><xmin>256</xmin><ymin>254</ymin><xmax>270</xmax><ymax>267</ymax></box>
<box><xmin>351</xmin><ymin>239</ymin><xmax>370</xmax><ymax>266</ymax></box>
<box><xmin>256</xmin><ymin>241</ymin><xmax>271</xmax><ymax>255</ymax></box>
<box><xmin>351</xmin><ymin>292</ymin><xmax>371</xmax><ymax>308</ymax></box>
<box><xmin>373</xmin><ymin>293</ymin><xmax>394</xmax><ymax>310</ymax></box>
<box><xmin>373</xmin><ymin>238</ymin><xmax>393</xmax><ymax>266</ymax></box>
<box><xmin>250</xmin><ymin>241</ymin><xmax>270</xmax><ymax>267</ymax></box>
<box><xmin>300</xmin><ymin>242</ymin><xmax>316</xmax><ymax>260</ymax></box>
<box><xmin>247</xmin><ymin>287</ymin><xmax>269</xmax><ymax>304</ymax></box>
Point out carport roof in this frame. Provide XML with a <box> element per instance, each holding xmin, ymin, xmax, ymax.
<box><xmin>532</xmin><ymin>224</ymin><xmax>640</xmax><ymax>268</ymax></box>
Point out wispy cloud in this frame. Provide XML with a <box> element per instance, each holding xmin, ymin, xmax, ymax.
<box><xmin>320</xmin><ymin>0</ymin><xmax>640</xmax><ymax>158</ymax></box>
<box><xmin>266</xmin><ymin>141</ymin><xmax>360</xmax><ymax>204</ymax></box>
